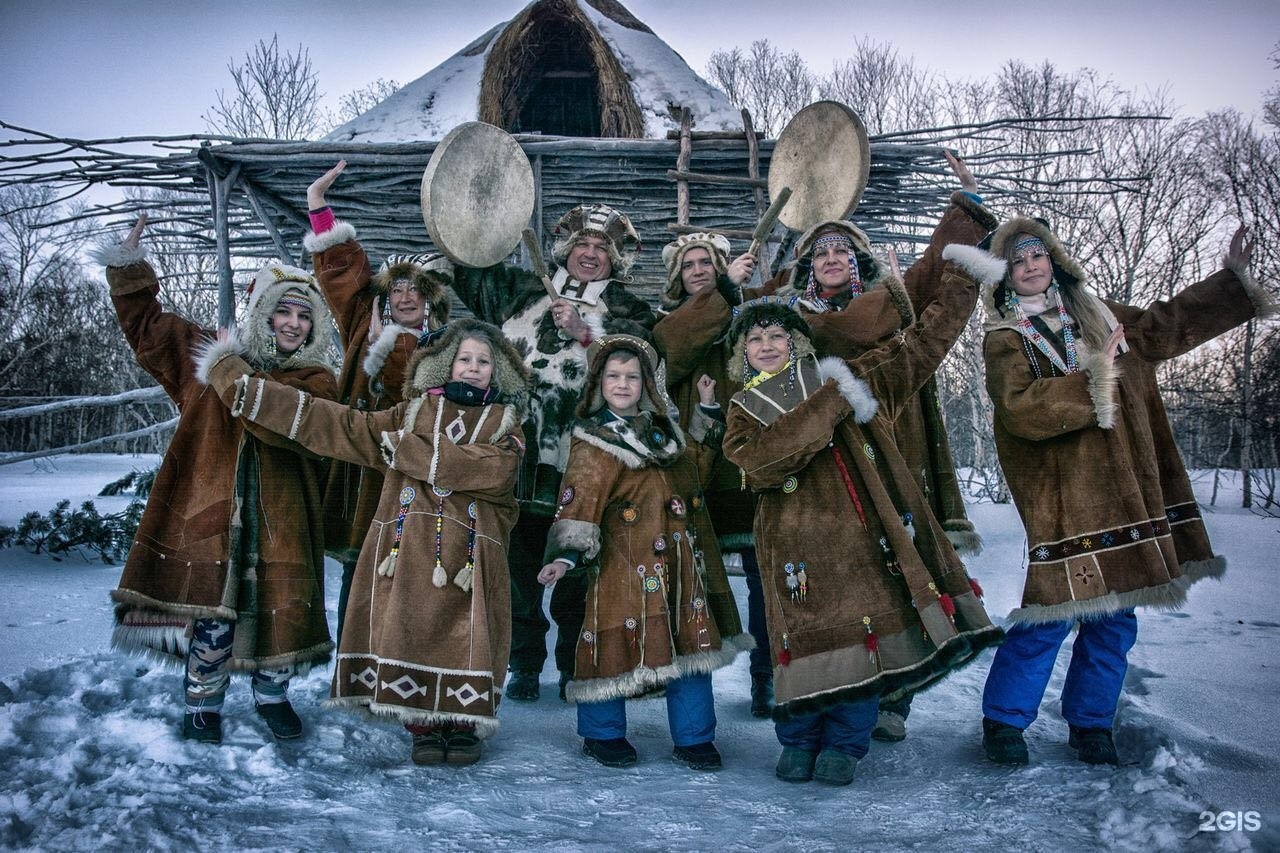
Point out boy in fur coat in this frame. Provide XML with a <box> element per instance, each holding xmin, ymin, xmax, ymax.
<box><xmin>96</xmin><ymin>215</ymin><xmax>339</xmax><ymax>745</ymax></box>
<box><xmin>722</xmin><ymin>245</ymin><xmax>1004</xmax><ymax>785</ymax></box>
<box><xmin>977</xmin><ymin>219</ymin><xmax>1270</xmax><ymax>767</ymax></box>
<box><xmin>538</xmin><ymin>336</ymin><xmax>751</xmax><ymax>771</ymax></box>
<box><xmin>202</xmin><ymin>319</ymin><xmax>530</xmax><ymax>767</ymax></box>
<box><xmin>303</xmin><ymin>160</ymin><xmax>453</xmax><ymax>643</ymax></box>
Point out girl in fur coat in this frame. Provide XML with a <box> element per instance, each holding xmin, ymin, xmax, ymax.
<box><xmin>96</xmin><ymin>215</ymin><xmax>339</xmax><ymax>746</ymax></box>
<box><xmin>538</xmin><ymin>335</ymin><xmax>751</xmax><ymax>772</ymax></box>
<box><xmin>203</xmin><ymin>320</ymin><xmax>530</xmax><ymax>768</ymax></box>
<box><xmin>977</xmin><ymin>219</ymin><xmax>1271</xmax><ymax>767</ymax></box>
<box><xmin>722</xmin><ymin>249</ymin><xmax>1004</xmax><ymax>786</ymax></box>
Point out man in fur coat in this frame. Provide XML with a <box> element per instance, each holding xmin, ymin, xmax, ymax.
<box><xmin>538</xmin><ymin>335</ymin><xmax>751</xmax><ymax>771</ymax></box>
<box><xmin>976</xmin><ymin>218</ymin><xmax>1271</xmax><ymax>766</ymax></box>
<box><xmin>448</xmin><ymin>204</ymin><xmax>657</xmax><ymax>702</ymax></box>
<box><xmin>96</xmin><ymin>215</ymin><xmax>338</xmax><ymax>745</ymax></box>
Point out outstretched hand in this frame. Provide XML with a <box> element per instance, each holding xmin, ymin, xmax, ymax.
<box><xmin>1104</xmin><ymin>324</ymin><xmax>1126</xmax><ymax>360</ymax></box>
<box><xmin>945</xmin><ymin>150</ymin><xmax>978</xmax><ymax>194</ymax></box>
<box><xmin>369</xmin><ymin>299</ymin><xmax>384</xmax><ymax>343</ymax></box>
<box><xmin>727</xmin><ymin>252</ymin><xmax>756</xmax><ymax>286</ymax></box>
<box><xmin>123</xmin><ymin>214</ymin><xmax>147</xmax><ymax>250</ymax></box>
<box><xmin>1226</xmin><ymin>225</ymin><xmax>1254</xmax><ymax>270</ymax></box>
<box><xmin>307</xmin><ymin>160</ymin><xmax>347</xmax><ymax>210</ymax></box>
<box><xmin>886</xmin><ymin>247</ymin><xmax>901</xmax><ymax>281</ymax></box>
<box><xmin>697</xmin><ymin>374</ymin><xmax>716</xmax><ymax>406</ymax></box>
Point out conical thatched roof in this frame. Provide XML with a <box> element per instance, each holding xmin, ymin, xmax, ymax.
<box><xmin>325</xmin><ymin>0</ymin><xmax>742</xmax><ymax>142</ymax></box>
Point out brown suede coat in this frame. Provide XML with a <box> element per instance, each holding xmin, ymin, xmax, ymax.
<box><xmin>206</xmin><ymin>320</ymin><xmax>528</xmax><ymax>735</ymax></box>
<box><xmin>304</xmin><ymin>222</ymin><xmax>449</xmax><ymax>560</ymax></box>
<box><xmin>980</xmin><ymin>218</ymin><xmax>1273</xmax><ymax>623</ymax></box>
<box><xmin>107</xmin><ymin>257</ymin><xmax>336</xmax><ymax>671</ymax></box>
<box><xmin>724</xmin><ymin>254</ymin><xmax>1004</xmax><ymax>721</ymax></box>
<box><xmin>545</xmin><ymin>337</ymin><xmax>748</xmax><ymax>703</ymax></box>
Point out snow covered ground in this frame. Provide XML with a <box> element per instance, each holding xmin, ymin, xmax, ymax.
<box><xmin>0</xmin><ymin>454</ymin><xmax>1276</xmax><ymax>851</ymax></box>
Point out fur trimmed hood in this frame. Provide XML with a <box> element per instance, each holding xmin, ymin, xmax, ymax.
<box><xmin>577</xmin><ymin>334</ymin><xmax>674</xmax><ymax>419</ymax></box>
<box><xmin>235</xmin><ymin>262</ymin><xmax>339</xmax><ymax>375</ymax></box>
<box><xmin>371</xmin><ymin>254</ymin><xmax>453</xmax><ymax>330</ymax></box>
<box><xmin>403</xmin><ymin>319</ymin><xmax>531</xmax><ymax>409</ymax></box>
<box><xmin>726</xmin><ymin>298</ymin><xmax>817</xmax><ymax>382</ymax></box>
<box><xmin>659</xmin><ymin>232</ymin><xmax>731</xmax><ymax>311</ymax></box>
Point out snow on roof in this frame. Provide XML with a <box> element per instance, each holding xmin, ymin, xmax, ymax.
<box><xmin>324</xmin><ymin>0</ymin><xmax>742</xmax><ymax>142</ymax></box>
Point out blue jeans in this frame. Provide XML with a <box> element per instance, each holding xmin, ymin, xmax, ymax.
<box><xmin>774</xmin><ymin>697</ymin><xmax>879</xmax><ymax>758</ymax></box>
<box><xmin>983</xmin><ymin>609</ymin><xmax>1138</xmax><ymax>730</ymax></box>
<box><xmin>577</xmin><ymin>673</ymin><xmax>717</xmax><ymax>747</ymax></box>
<box><xmin>738</xmin><ymin>548</ymin><xmax>773</xmax><ymax>677</ymax></box>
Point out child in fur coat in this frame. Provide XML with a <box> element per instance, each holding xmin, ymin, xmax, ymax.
<box><xmin>537</xmin><ymin>335</ymin><xmax>752</xmax><ymax>771</ymax></box>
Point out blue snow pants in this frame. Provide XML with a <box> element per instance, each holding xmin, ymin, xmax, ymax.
<box><xmin>774</xmin><ymin>696</ymin><xmax>879</xmax><ymax>758</ymax></box>
<box><xmin>577</xmin><ymin>673</ymin><xmax>716</xmax><ymax>747</ymax></box>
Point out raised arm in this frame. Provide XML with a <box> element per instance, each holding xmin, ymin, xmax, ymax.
<box><xmin>904</xmin><ymin>151</ymin><xmax>998</xmax><ymax>311</ymax></box>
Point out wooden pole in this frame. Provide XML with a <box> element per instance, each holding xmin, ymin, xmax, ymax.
<box><xmin>676</xmin><ymin>108</ymin><xmax>691</xmax><ymax>226</ymax></box>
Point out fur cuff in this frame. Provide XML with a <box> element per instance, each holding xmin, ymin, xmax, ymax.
<box><xmin>687</xmin><ymin>405</ymin><xmax>723</xmax><ymax>445</ymax></box>
<box><xmin>89</xmin><ymin>242</ymin><xmax>147</xmax><ymax>268</ymax></box>
<box><xmin>363</xmin><ymin>325</ymin><xmax>412</xmax><ymax>378</ymax></box>
<box><xmin>546</xmin><ymin>518</ymin><xmax>602</xmax><ymax>562</ymax></box>
<box><xmin>1082</xmin><ymin>350</ymin><xmax>1118</xmax><ymax>429</ymax></box>
<box><xmin>950</xmin><ymin>190</ymin><xmax>999</xmax><ymax>231</ymax></box>
<box><xmin>816</xmin><ymin>357</ymin><xmax>878</xmax><ymax>423</ymax></box>
<box><xmin>193</xmin><ymin>331</ymin><xmax>246</xmax><ymax>385</ymax></box>
<box><xmin>1225</xmin><ymin>256</ymin><xmax>1277</xmax><ymax>320</ymax></box>
<box><xmin>941</xmin><ymin>244</ymin><xmax>1007</xmax><ymax>287</ymax></box>
<box><xmin>303</xmin><ymin>220</ymin><xmax>357</xmax><ymax>255</ymax></box>
<box><xmin>583</xmin><ymin>312</ymin><xmax>607</xmax><ymax>345</ymax></box>
<box><xmin>944</xmin><ymin>523</ymin><xmax>983</xmax><ymax>557</ymax></box>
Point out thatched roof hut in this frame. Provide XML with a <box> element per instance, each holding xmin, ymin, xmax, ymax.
<box><xmin>326</xmin><ymin>0</ymin><xmax>743</xmax><ymax>142</ymax></box>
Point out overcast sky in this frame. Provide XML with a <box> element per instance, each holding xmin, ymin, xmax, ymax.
<box><xmin>1</xmin><ymin>0</ymin><xmax>1276</xmax><ymax>138</ymax></box>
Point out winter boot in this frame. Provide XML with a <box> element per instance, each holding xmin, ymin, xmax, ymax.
<box><xmin>982</xmin><ymin>717</ymin><xmax>1029</xmax><ymax>765</ymax></box>
<box><xmin>182</xmin><ymin>710</ymin><xmax>223</xmax><ymax>744</ymax></box>
<box><xmin>582</xmin><ymin>737</ymin><xmax>638</xmax><ymax>768</ymax></box>
<box><xmin>256</xmin><ymin>700</ymin><xmax>303</xmax><ymax>740</ymax></box>
<box><xmin>411</xmin><ymin>730</ymin><xmax>449</xmax><ymax>766</ymax></box>
<box><xmin>750</xmin><ymin>673</ymin><xmax>774</xmax><ymax>719</ymax></box>
<box><xmin>445</xmin><ymin>729</ymin><xmax>483</xmax><ymax>766</ymax></box>
<box><xmin>558</xmin><ymin>672</ymin><xmax>571</xmax><ymax>702</ymax></box>
<box><xmin>812</xmin><ymin>749</ymin><xmax>858</xmax><ymax>786</ymax></box>
<box><xmin>506</xmin><ymin>670</ymin><xmax>540</xmax><ymax>702</ymax></box>
<box><xmin>872</xmin><ymin>710</ymin><xmax>907</xmax><ymax>742</ymax></box>
<box><xmin>774</xmin><ymin>746</ymin><xmax>817</xmax><ymax>783</ymax></box>
<box><xmin>1068</xmin><ymin>725</ymin><xmax>1119</xmax><ymax>766</ymax></box>
<box><xmin>672</xmin><ymin>741</ymin><xmax>722</xmax><ymax>771</ymax></box>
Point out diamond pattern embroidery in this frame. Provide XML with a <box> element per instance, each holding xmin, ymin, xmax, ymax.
<box><xmin>351</xmin><ymin>667</ymin><xmax>377</xmax><ymax>689</ymax></box>
<box><xmin>447</xmin><ymin>683</ymin><xmax>489</xmax><ymax>707</ymax></box>
<box><xmin>445</xmin><ymin>413</ymin><xmax>468</xmax><ymax>444</ymax></box>
<box><xmin>383</xmin><ymin>675</ymin><xmax>430</xmax><ymax>699</ymax></box>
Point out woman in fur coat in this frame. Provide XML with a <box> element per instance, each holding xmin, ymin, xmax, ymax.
<box><xmin>538</xmin><ymin>335</ymin><xmax>751</xmax><ymax>772</ymax></box>
<box><xmin>722</xmin><ymin>246</ymin><xmax>1004</xmax><ymax>786</ymax></box>
<box><xmin>203</xmin><ymin>319</ymin><xmax>530</xmax><ymax>768</ymax></box>
<box><xmin>977</xmin><ymin>218</ymin><xmax>1271</xmax><ymax>767</ymax></box>
<box><xmin>96</xmin><ymin>215</ymin><xmax>339</xmax><ymax>746</ymax></box>
<box><xmin>302</xmin><ymin>160</ymin><xmax>454</xmax><ymax>643</ymax></box>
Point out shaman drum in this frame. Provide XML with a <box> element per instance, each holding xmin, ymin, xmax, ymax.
<box><xmin>421</xmin><ymin>122</ymin><xmax>535</xmax><ymax>268</ymax></box>
<box><xmin>768</xmin><ymin>101</ymin><xmax>871</xmax><ymax>233</ymax></box>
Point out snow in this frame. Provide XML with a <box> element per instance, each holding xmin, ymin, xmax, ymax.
<box><xmin>325</xmin><ymin>1</ymin><xmax>741</xmax><ymax>143</ymax></box>
<box><xmin>1</xmin><ymin>455</ymin><xmax>1277</xmax><ymax>850</ymax></box>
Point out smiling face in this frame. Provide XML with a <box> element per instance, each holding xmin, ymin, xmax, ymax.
<box><xmin>270</xmin><ymin>301</ymin><xmax>313</xmax><ymax>354</ymax></box>
<box><xmin>566</xmin><ymin>234</ymin><xmax>613</xmax><ymax>282</ymax></box>
<box><xmin>601</xmin><ymin>351</ymin><xmax>643</xmax><ymax>417</ymax></box>
<box><xmin>450</xmin><ymin>337</ymin><xmax>494</xmax><ymax>389</ymax></box>
<box><xmin>811</xmin><ymin>240</ymin><xmax>853</xmax><ymax>295</ymax></box>
<box><xmin>388</xmin><ymin>279</ymin><xmax>426</xmax><ymax>327</ymax></box>
<box><xmin>744</xmin><ymin>324</ymin><xmax>791</xmax><ymax>374</ymax></box>
<box><xmin>679</xmin><ymin>247</ymin><xmax>717</xmax><ymax>297</ymax></box>
<box><xmin>1008</xmin><ymin>234</ymin><xmax>1054</xmax><ymax>297</ymax></box>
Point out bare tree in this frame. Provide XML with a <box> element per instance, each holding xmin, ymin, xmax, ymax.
<box><xmin>203</xmin><ymin>35</ymin><xmax>325</xmax><ymax>140</ymax></box>
<box><xmin>335</xmin><ymin>78</ymin><xmax>402</xmax><ymax>125</ymax></box>
<box><xmin>705</xmin><ymin>40</ymin><xmax>815</xmax><ymax>136</ymax></box>
<box><xmin>819</xmin><ymin>39</ymin><xmax>942</xmax><ymax>135</ymax></box>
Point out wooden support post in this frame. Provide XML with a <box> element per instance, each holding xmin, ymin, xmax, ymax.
<box><xmin>208</xmin><ymin>163</ymin><xmax>241</xmax><ymax>330</ymax></box>
<box><xmin>676</xmin><ymin>108</ymin><xmax>692</xmax><ymax>226</ymax></box>
<box><xmin>240</xmin><ymin>179</ymin><xmax>294</xmax><ymax>264</ymax></box>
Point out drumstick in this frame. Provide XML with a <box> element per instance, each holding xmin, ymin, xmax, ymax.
<box><xmin>521</xmin><ymin>228</ymin><xmax>559</xmax><ymax>300</ymax></box>
<box><xmin>748</xmin><ymin>187</ymin><xmax>793</xmax><ymax>257</ymax></box>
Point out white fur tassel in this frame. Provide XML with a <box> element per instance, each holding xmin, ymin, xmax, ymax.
<box><xmin>432</xmin><ymin>564</ymin><xmax>448</xmax><ymax>588</ymax></box>
<box><xmin>453</xmin><ymin>566</ymin><xmax>474</xmax><ymax>593</ymax></box>
<box><xmin>377</xmin><ymin>553</ymin><xmax>397</xmax><ymax>577</ymax></box>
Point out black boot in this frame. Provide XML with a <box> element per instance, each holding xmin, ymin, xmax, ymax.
<box><xmin>558</xmin><ymin>672</ymin><xmax>571</xmax><ymax>702</ymax></box>
<box><xmin>750</xmin><ymin>673</ymin><xmax>774</xmax><ymax>719</ymax></box>
<box><xmin>672</xmin><ymin>741</ymin><xmax>722</xmax><ymax>771</ymax></box>
<box><xmin>506</xmin><ymin>670</ymin><xmax>540</xmax><ymax>701</ymax></box>
<box><xmin>182</xmin><ymin>710</ymin><xmax>223</xmax><ymax>744</ymax></box>
<box><xmin>982</xmin><ymin>717</ymin><xmax>1029</xmax><ymax>765</ymax></box>
<box><xmin>1068</xmin><ymin>725</ymin><xmax>1119</xmax><ymax>766</ymax></box>
<box><xmin>256</xmin><ymin>701</ymin><xmax>303</xmax><ymax>740</ymax></box>
<box><xmin>582</xmin><ymin>737</ymin><xmax>638</xmax><ymax>767</ymax></box>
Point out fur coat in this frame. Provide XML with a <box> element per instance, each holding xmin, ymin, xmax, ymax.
<box><xmin>204</xmin><ymin>320</ymin><xmax>530</xmax><ymax>736</ymax></box>
<box><xmin>303</xmin><ymin>222</ymin><xmax>451</xmax><ymax>561</ymax></box>
<box><xmin>981</xmin><ymin>217</ymin><xmax>1275</xmax><ymax>623</ymax></box>
<box><xmin>450</xmin><ymin>263</ymin><xmax>656</xmax><ymax>515</ymax></box>
<box><xmin>723</xmin><ymin>252</ymin><xmax>1004</xmax><ymax>721</ymax></box>
<box><xmin>545</xmin><ymin>337</ymin><xmax>749</xmax><ymax>703</ymax></box>
<box><xmin>101</xmin><ymin>248</ymin><xmax>337</xmax><ymax>672</ymax></box>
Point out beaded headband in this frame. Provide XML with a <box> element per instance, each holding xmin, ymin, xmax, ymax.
<box><xmin>275</xmin><ymin>287</ymin><xmax>314</xmax><ymax>311</ymax></box>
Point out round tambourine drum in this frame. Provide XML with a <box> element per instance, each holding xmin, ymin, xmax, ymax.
<box><xmin>768</xmin><ymin>101</ymin><xmax>871</xmax><ymax>233</ymax></box>
<box><xmin>421</xmin><ymin>122</ymin><xmax>535</xmax><ymax>268</ymax></box>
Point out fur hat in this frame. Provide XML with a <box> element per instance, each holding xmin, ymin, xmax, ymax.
<box><xmin>372</xmin><ymin>253</ymin><xmax>453</xmax><ymax>330</ymax></box>
<box><xmin>404</xmin><ymin>319</ymin><xmax>531</xmax><ymax>408</ymax></box>
<box><xmin>659</xmin><ymin>232</ymin><xmax>731</xmax><ymax>310</ymax></box>
<box><xmin>727</xmin><ymin>297</ymin><xmax>816</xmax><ymax>379</ymax></box>
<box><xmin>551</xmin><ymin>204</ymin><xmax>641</xmax><ymax>281</ymax></box>
<box><xmin>577</xmin><ymin>334</ymin><xmax>673</xmax><ymax>418</ymax></box>
<box><xmin>791</xmin><ymin>220</ymin><xmax>884</xmax><ymax>290</ymax></box>
<box><xmin>242</xmin><ymin>262</ymin><xmax>339</xmax><ymax>373</ymax></box>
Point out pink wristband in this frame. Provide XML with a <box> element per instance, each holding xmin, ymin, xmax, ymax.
<box><xmin>308</xmin><ymin>206</ymin><xmax>335</xmax><ymax>234</ymax></box>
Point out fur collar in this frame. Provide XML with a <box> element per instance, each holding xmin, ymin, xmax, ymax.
<box><xmin>572</xmin><ymin>411</ymin><xmax>685</xmax><ymax>469</ymax></box>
